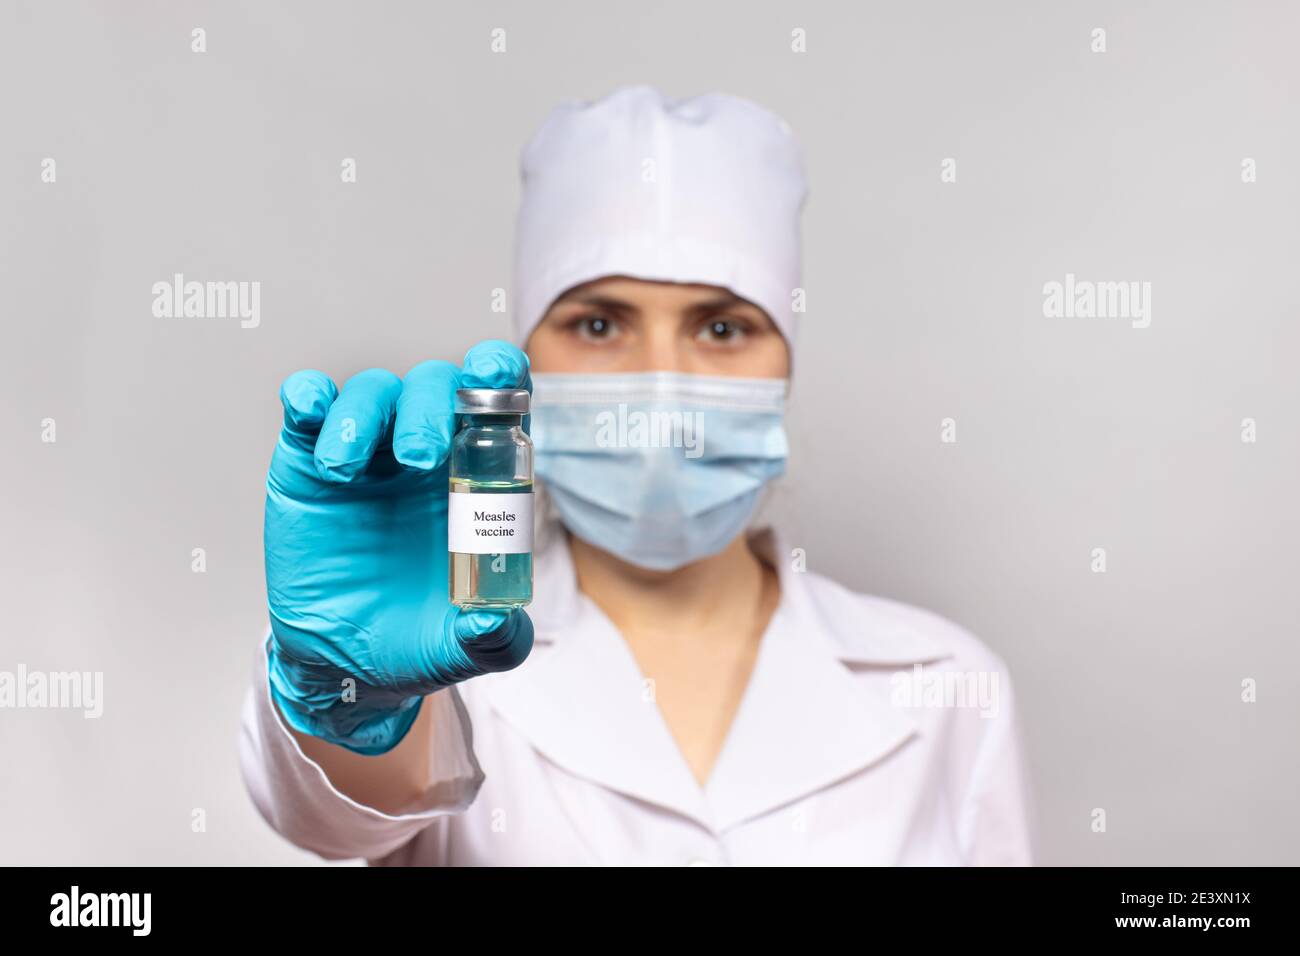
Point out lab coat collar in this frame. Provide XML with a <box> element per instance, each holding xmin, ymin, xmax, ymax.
<box><xmin>525</xmin><ymin>522</ymin><xmax>956</xmax><ymax>665</ymax></box>
<box><xmin>484</xmin><ymin>522</ymin><xmax>957</xmax><ymax>835</ymax></box>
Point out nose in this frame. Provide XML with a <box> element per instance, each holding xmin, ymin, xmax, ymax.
<box><xmin>631</xmin><ymin>316</ymin><xmax>687</xmax><ymax>374</ymax></box>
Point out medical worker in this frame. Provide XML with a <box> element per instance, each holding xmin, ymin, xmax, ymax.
<box><xmin>239</xmin><ymin>85</ymin><xmax>1035</xmax><ymax>865</ymax></box>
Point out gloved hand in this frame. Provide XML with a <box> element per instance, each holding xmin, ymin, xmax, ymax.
<box><xmin>264</xmin><ymin>340</ymin><xmax>534</xmax><ymax>755</ymax></box>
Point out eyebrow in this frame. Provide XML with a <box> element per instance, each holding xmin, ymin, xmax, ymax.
<box><xmin>556</xmin><ymin>290</ymin><xmax>754</xmax><ymax>315</ymax></box>
<box><xmin>558</xmin><ymin>293</ymin><xmax>636</xmax><ymax>313</ymax></box>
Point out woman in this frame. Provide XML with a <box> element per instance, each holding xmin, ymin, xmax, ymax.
<box><xmin>239</xmin><ymin>85</ymin><xmax>1034</xmax><ymax>865</ymax></box>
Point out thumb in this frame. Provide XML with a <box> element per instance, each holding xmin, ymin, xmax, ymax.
<box><xmin>453</xmin><ymin>608</ymin><xmax>535</xmax><ymax>674</ymax></box>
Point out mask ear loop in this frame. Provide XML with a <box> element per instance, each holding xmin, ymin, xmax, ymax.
<box><xmin>742</xmin><ymin>366</ymin><xmax>791</xmax><ymax>556</ymax></box>
<box><xmin>532</xmin><ymin>477</ymin><xmax>563</xmax><ymax>556</ymax></box>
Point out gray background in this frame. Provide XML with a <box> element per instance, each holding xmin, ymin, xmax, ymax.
<box><xmin>2</xmin><ymin>0</ymin><xmax>1297</xmax><ymax>865</ymax></box>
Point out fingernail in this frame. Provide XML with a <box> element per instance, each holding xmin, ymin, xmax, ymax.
<box><xmin>458</xmin><ymin>610</ymin><xmax>509</xmax><ymax>638</ymax></box>
<box><xmin>315</xmin><ymin>458</ymin><xmax>357</xmax><ymax>482</ymax></box>
<box><xmin>392</xmin><ymin>438</ymin><xmax>435</xmax><ymax>469</ymax></box>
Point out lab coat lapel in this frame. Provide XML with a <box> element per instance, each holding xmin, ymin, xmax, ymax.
<box><xmin>702</xmin><ymin>529</ymin><xmax>956</xmax><ymax>833</ymax></box>
<box><xmin>485</xmin><ymin>523</ymin><xmax>956</xmax><ymax>835</ymax></box>
<box><xmin>700</xmin><ymin>600</ymin><xmax>918</xmax><ymax>833</ymax></box>
<box><xmin>484</xmin><ymin>528</ymin><xmax>714</xmax><ymax>830</ymax></box>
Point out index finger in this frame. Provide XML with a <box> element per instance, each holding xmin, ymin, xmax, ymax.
<box><xmin>460</xmin><ymin>339</ymin><xmax>531</xmax><ymax>391</ymax></box>
<box><xmin>392</xmin><ymin>360</ymin><xmax>459</xmax><ymax>471</ymax></box>
<box><xmin>461</xmin><ymin>339</ymin><xmax>533</xmax><ymax>436</ymax></box>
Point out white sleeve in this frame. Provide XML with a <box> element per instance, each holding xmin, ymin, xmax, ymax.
<box><xmin>237</xmin><ymin>632</ymin><xmax>484</xmax><ymax>862</ymax></box>
<box><xmin>956</xmin><ymin>667</ymin><xmax>1037</xmax><ymax>866</ymax></box>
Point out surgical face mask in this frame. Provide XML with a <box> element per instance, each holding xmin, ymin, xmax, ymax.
<box><xmin>529</xmin><ymin>371</ymin><xmax>789</xmax><ymax>571</ymax></box>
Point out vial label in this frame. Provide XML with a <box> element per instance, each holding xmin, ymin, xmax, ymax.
<box><xmin>448</xmin><ymin>491</ymin><xmax>534</xmax><ymax>554</ymax></box>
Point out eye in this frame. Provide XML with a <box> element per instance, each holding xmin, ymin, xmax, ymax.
<box><xmin>695</xmin><ymin>317</ymin><xmax>750</xmax><ymax>343</ymax></box>
<box><xmin>569</xmin><ymin>313</ymin><xmax>622</xmax><ymax>342</ymax></box>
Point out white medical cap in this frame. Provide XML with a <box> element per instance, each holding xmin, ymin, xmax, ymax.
<box><xmin>510</xmin><ymin>84</ymin><xmax>808</xmax><ymax>348</ymax></box>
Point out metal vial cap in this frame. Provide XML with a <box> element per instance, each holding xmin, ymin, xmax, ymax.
<box><xmin>454</xmin><ymin>387</ymin><xmax>530</xmax><ymax>415</ymax></box>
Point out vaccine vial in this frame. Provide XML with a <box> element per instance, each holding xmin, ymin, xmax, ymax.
<box><xmin>448</xmin><ymin>388</ymin><xmax>533</xmax><ymax>609</ymax></box>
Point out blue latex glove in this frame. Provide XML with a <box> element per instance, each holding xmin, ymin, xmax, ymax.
<box><xmin>264</xmin><ymin>340</ymin><xmax>535</xmax><ymax>755</ymax></box>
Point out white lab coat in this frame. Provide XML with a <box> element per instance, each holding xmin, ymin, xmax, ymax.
<box><xmin>239</xmin><ymin>526</ymin><xmax>1035</xmax><ymax>865</ymax></box>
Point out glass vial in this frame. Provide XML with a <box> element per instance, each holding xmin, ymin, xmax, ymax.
<box><xmin>448</xmin><ymin>387</ymin><xmax>533</xmax><ymax>609</ymax></box>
